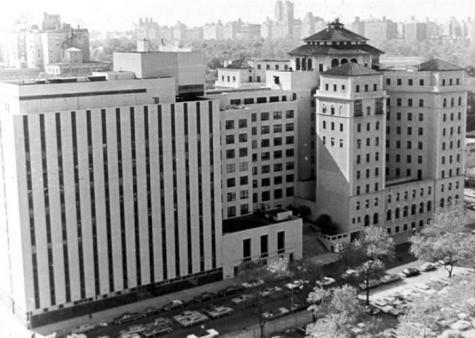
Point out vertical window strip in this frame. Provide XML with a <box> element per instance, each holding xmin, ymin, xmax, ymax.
<box><xmin>197</xmin><ymin>102</ymin><xmax>204</xmax><ymax>271</ymax></box>
<box><xmin>157</xmin><ymin>105</ymin><xmax>167</xmax><ymax>279</ymax></box>
<box><xmin>39</xmin><ymin>114</ymin><xmax>56</xmax><ymax>305</ymax></box>
<box><xmin>208</xmin><ymin>101</ymin><xmax>216</xmax><ymax>269</ymax></box>
<box><xmin>171</xmin><ymin>104</ymin><xmax>180</xmax><ymax>277</ymax></box>
<box><xmin>23</xmin><ymin>116</ymin><xmax>40</xmax><ymax>308</ymax></box>
<box><xmin>55</xmin><ymin>113</ymin><xmax>71</xmax><ymax>302</ymax></box>
<box><xmin>184</xmin><ymin>103</ymin><xmax>192</xmax><ymax>274</ymax></box>
<box><xmin>144</xmin><ymin>106</ymin><xmax>154</xmax><ymax>282</ymax></box>
<box><xmin>71</xmin><ymin>111</ymin><xmax>86</xmax><ymax>299</ymax></box>
<box><xmin>86</xmin><ymin>110</ymin><xmax>99</xmax><ymax>295</ymax></box>
<box><xmin>101</xmin><ymin>109</ymin><xmax>114</xmax><ymax>292</ymax></box>
<box><xmin>116</xmin><ymin>108</ymin><xmax>128</xmax><ymax>289</ymax></box>
<box><xmin>130</xmin><ymin>107</ymin><xmax>141</xmax><ymax>285</ymax></box>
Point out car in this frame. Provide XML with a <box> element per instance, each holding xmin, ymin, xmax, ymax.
<box><xmin>114</xmin><ymin>312</ymin><xmax>140</xmax><ymax>325</ymax></box>
<box><xmin>420</xmin><ymin>262</ymin><xmax>437</xmax><ymax>272</ymax></box>
<box><xmin>142</xmin><ymin>306</ymin><xmax>159</xmax><ymax>316</ymax></box>
<box><xmin>72</xmin><ymin>323</ymin><xmax>96</xmax><ymax>334</ymax></box>
<box><xmin>126</xmin><ymin>324</ymin><xmax>147</xmax><ymax>334</ymax></box>
<box><xmin>152</xmin><ymin>317</ymin><xmax>172</xmax><ymax>327</ymax></box>
<box><xmin>98</xmin><ymin>320</ymin><xmax>109</xmax><ymax>327</ymax></box>
<box><xmin>162</xmin><ymin>299</ymin><xmax>184</xmax><ymax>311</ymax></box>
<box><xmin>341</xmin><ymin>269</ymin><xmax>359</xmax><ymax>280</ymax></box>
<box><xmin>359</xmin><ymin>279</ymin><xmax>382</xmax><ymax>291</ymax></box>
<box><xmin>380</xmin><ymin>273</ymin><xmax>402</xmax><ymax>284</ymax></box>
<box><xmin>205</xmin><ymin>306</ymin><xmax>233</xmax><ymax>318</ymax></box>
<box><xmin>285</xmin><ymin>279</ymin><xmax>309</xmax><ymax>291</ymax></box>
<box><xmin>401</xmin><ymin>267</ymin><xmax>420</xmax><ymax>277</ymax></box>
<box><xmin>263</xmin><ymin>307</ymin><xmax>290</xmax><ymax>320</ymax></box>
<box><xmin>186</xmin><ymin>328</ymin><xmax>219</xmax><ymax>338</ymax></box>
<box><xmin>291</xmin><ymin>303</ymin><xmax>306</xmax><ymax>312</ymax></box>
<box><xmin>231</xmin><ymin>294</ymin><xmax>253</xmax><ymax>304</ymax></box>
<box><xmin>414</xmin><ymin>283</ymin><xmax>430</xmax><ymax>291</ymax></box>
<box><xmin>217</xmin><ymin>285</ymin><xmax>245</xmax><ymax>296</ymax></box>
<box><xmin>142</xmin><ymin>325</ymin><xmax>173</xmax><ymax>337</ymax></box>
<box><xmin>174</xmin><ymin>311</ymin><xmax>209</xmax><ymax>327</ymax></box>
<box><xmin>242</xmin><ymin>279</ymin><xmax>264</xmax><ymax>288</ymax></box>
<box><xmin>373</xmin><ymin>298</ymin><xmax>388</xmax><ymax>307</ymax></box>
<box><xmin>315</xmin><ymin>276</ymin><xmax>336</xmax><ymax>288</ymax></box>
<box><xmin>193</xmin><ymin>291</ymin><xmax>215</xmax><ymax>303</ymax></box>
<box><xmin>388</xmin><ymin>307</ymin><xmax>405</xmax><ymax>317</ymax></box>
<box><xmin>364</xmin><ymin>305</ymin><xmax>381</xmax><ymax>316</ymax></box>
<box><xmin>260</xmin><ymin>286</ymin><xmax>282</xmax><ymax>297</ymax></box>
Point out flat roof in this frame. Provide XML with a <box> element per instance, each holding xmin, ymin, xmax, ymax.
<box><xmin>223</xmin><ymin>209</ymin><xmax>297</xmax><ymax>234</ymax></box>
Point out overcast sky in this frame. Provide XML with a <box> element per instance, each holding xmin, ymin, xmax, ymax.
<box><xmin>2</xmin><ymin>0</ymin><xmax>474</xmax><ymax>31</ymax></box>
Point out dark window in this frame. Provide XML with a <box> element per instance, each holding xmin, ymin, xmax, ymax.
<box><xmin>243</xmin><ymin>238</ymin><xmax>251</xmax><ymax>261</ymax></box>
<box><xmin>277</xmin><ymin>231</ymin><xmax>285</xmax><ymax>254</ymax></box>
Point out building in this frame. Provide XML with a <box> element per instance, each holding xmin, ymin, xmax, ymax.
<box><xmin>203</xmin><ymin>22</ymin><xmax>224</xmax><ymax>40</ymax></box>
<box><xmin>0</xmin><ymin>48</ymin><xmax>303</xmax><ymax>328</ymax></box>
<box><xmin>363</xmin><ymin>18</ymin><xmax>398</xmax><ymax>46</ymax></box>
<box><xmin>404</xmin><ymin>20</ymin><xmax>428</xmax><ymax>43</ymax></box>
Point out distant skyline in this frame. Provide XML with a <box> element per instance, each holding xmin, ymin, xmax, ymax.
<box><xmin>2</xmin><ymin>0</ymin><xmax>475</xmax><ymax>32</ymax></box>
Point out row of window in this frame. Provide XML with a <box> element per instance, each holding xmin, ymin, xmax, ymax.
<box><xmin>356</xmin><ymin>183</ymin><xmax>380</xmax><ymax>195</ymax></box>
<box><xmin>251</xmin><ymin>149</ymin><xmax>295</xmax><ymax>161</ymax></box>
<box><xmin>387</xmin><ymin>126</ymin><xmax>424</xmax><ymax>136</ymax></box>
<box><xmin>386</xmin><ymin>202</ymin><xmax>432</xmax><ymax>221</ymax></box>
<box><xmin>356</xmin><ymin>168</ymin><xmax>380</xmax><ymax>180</ymax></box>
<box><xmin>387</xmin><ymin>140</ymin><xmax>423</xmax><ymax>150</ymax></box>
<box><xmin>386</xmin><ymin>77</ymin><xmax>460</xmax><ymax>87</ymax></box>
<box><xmin>389</xmin><ymin>96</ymin><xmax>463</xmax><ymax>108</ymax></box>
<box><xmin>227</xmin><ymin>96</ymin><xmax>297</xmax><ymax>107</ymax></box>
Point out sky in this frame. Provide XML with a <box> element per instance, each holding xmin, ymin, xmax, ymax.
<box><xmin>2</xmin><ymin>0</ymin><xmax>475</xmax><ymax>31</ymax></box>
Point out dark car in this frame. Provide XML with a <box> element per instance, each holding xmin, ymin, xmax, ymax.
<box><xmin>193</xmin><ymin>292</ymin><xmax>215</xmax><ymax>303</ymax></box>
<box><xmin>113</xmin><ymin>312</ymin><xmax>140</xmax><ymax>325</ymax></box>
<box><xmin>217</xmin><ymin>285</ymin><xmax>245</xmax><ymax>297</ymax></box>
<box><xmin>401</xmin><ymin>267</ymin><xmax>420</xmax><ymax>277</ymax></box>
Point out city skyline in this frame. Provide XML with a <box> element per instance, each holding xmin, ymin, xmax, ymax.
<box><xmin>3</xmin><ymin>0</ymin><xmax>475</xmax><ymax>32</ymax></box>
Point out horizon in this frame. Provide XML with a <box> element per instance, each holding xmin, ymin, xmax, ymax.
<box><xmin>2</xmin><ymin>0</ymin><xmax>475</xmax><ymax>32</ymax></box>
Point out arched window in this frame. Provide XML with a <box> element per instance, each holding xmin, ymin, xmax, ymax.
<box><xmin>350</xmin><ymin>58</ymin><xmax>357</xmax><ymax>63</ymax></box>
<box><xmin>322</xmin><ymin>104</ymin><xmax>327</xmax><ymax>113</ymax></box>
<box><xmin>458</xmin><ymin>96</ymin><xmax>462</xmax><ymax>106</ymax></box>
<box><xmin>308</xmin><ymin>58</ymin><xmax>312</xmax><ymax>70</ymax></box>
<box><xmin>302</xmin><ymin>58</ymin><xmax>307</xmax><ymax>71</ymax></box>
<box><xmin>447</xmin><ymin>196</ymin><xmax>452</xmax><ymax>205</ymax></box>
<box><xmin>427</xmin><ymin>201</ymin><xmax>432</xmax><ymax>212</ymax></box>
<box><xmin>440</xmin><ymin>198</ymin><xmax>445</xmax><ymax>208</ymax></box>
<box><xmin>455</xmin><ymin>194</ymin><xmax>460</xmax><ymax>202</ymax></box>
<box><xmin>373</xmin><ymin>213</ymin><xmax>379</xmax><ymax>225</ymax></box>
<box><xmin>411</xmin><ymin>204</ymin><xmax>416</xmax><ymax>215</ymax></box>
<box><xmin>331</xmin><ymin>58</ymin><xmax>339</xmax><ymax>68</ymax></box>
<box><xmin>403</xmin><ymin>206</ymin><xmax>408</xmax><ymax>217</ymax></box>
<box><xmin>443</xmin><ymin>98</ymin><xmax>447</xmax><ymax>107</ymax></box>
<box><xmin>386</xmin><ymin>210</ymin><xmax>392</xmax><ymax>221</ymax></box>
<box><xmin>419</xmin><ymin>202</ymin><xmax>424</xmax><ymax>213</ymax></box>
<box><xmin>296</xmin><ymin>58</ymin><xmax>301</xmax><ymax>71</ymax></box>
<box><xmin>395</xmin><ymin>208</ymin><xmax>400</xmax><ymax>219</ymax></box>
<box><xmin>341</xmin><ymin>58</ymin><xmax>348</xmax><ymax>65</ymax></box>
<box><xmin>364</xmin><ymin>215</ymin><xmax>370</xmax><ymax>226</ymax></box>
<box><xmin>331</xmin><ymin>105</ymin><xmax>335</xmax><ymax>115</ymax></box>
<box><xmin>450</xmin><ymin>98</ymin><xmax>454</xmax><ymax>107</ymax></box>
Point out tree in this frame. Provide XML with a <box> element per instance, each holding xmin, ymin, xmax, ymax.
<box><xmin>410</xmin><ymin>205</ymin><xmax>475</xmax><ymax>277</ymax></box>
<box><xmin>235</xmin><ymin>257</ymin><xmax>291</xmax><ymax>338</ymax></box>
<box><xmin>315</xmin><ymin>214</ymin><xmax>339</xmax><ymax>235</ymax></box>
<box><xmin>340</xmin><ymin>226</ymin><xmax>395</xmax><ymax>305</ymax></box>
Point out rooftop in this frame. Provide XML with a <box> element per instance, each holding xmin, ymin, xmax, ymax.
<box><xmin>224</xmin><ymin>58</ymin><xmax>252</xmax><ymax>70</ymax></box>
<box><xmin>322</xmin><ymin>62</ymin><xmax>381</xmax><ymax>77</ymax></box>
<box><xmin>289</xmin><ymin>43</ymin><xmax>383</xmax><ymax>57</ymax></box>
<box><xmin>303</xmin><ymin>19</ymin><xmax>368</xmax><ymax>43</ymax></box>
<box><xmin>417</xmin><ymin>58</ymin><xmax>464</xmax><ymax>72</ymax></box>
<box><xmin>223</xmin><ymin>209</ymin><xmax>297</xmax><ymax>234</ymax></box>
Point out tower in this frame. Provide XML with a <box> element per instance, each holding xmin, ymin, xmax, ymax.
<box><xmin>315</xmin><ymin>63</ymin><xmax>386</xmax><ymax>235</ymax></box>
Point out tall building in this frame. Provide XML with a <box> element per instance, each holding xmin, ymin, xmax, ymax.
<box><xmin>364</xmin><ymin>18</ymin><xmax>398</xmax><ymax>46</ymax></box>
<box><xmin>275</xmin><ymin>0</ymin><xmax>284</xmax><ymax>22</ymax></box>
<box><xmin>404</xmin><ymin>20</ymin><xmax>428</xmax><ymax>43</ymax></box>
<box><xmin>203</xmin><ymin>21</ymin><xmax>224</xmax><ymax>40</ymax></box>
<box><xmin>0</xmin><ymin>50</ymin><xmax>303</xmax><ymax>328</ymax></box>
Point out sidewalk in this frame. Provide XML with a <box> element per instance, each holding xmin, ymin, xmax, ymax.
<box><xmin>34</xmin><ymin>277</ymin><xmax>238</xmax><ymax>336</ymax></box>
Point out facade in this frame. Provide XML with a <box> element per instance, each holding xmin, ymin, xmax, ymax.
<box><xmin>203</xmin><ymin>22</ymin><xmax>224</xmax><ymax>40</ymax></box>
<box><xmin>404</xmin><ymin>21</ymin><xmax>428</xmax><ymax>43</ymax></box>
<box><xmin>363</xmin><ymin>18</ymin><xmax>398</xmax><ymax>46</ymax></box>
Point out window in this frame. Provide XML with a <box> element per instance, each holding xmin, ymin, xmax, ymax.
<box><xmin>239</xmin><ymin>119</ymin><xmax>247</xmax><ymax>128</ymax></box>
<box><xmin>261</xmin><ymin>112</ymin><xmax>269</xmax><ymax>121</ymax></box>
<box><xmin>408</xmin><ymin>79</ymin><xmax>413</xmax><ymax>86</ymax></box>
<box><xmin>286</xmin><ymin>110</ymin><xmax>294</xmax><ymax>118</ymax></box>
<box><xmin>226</xmin><ymin>149</ymin><xmax>235</xmax><ymax>159</ymax></box>
<box><xmin>419</xmin><ymin>79</ymin><xmax>424</xmax><ymax>86</ymax></box>
<box><xmin>260</xmin><ymin>235</ymin><xmax>268</xmax><ymax>258</ymax></box>
<box><xmin>419</xmin><ymin>99</ymin><xmax>424</xmax><ymax>107</ymax></box>
<box><xmin>397</xmin><ymin>78</ymin><xmax>402</xmax><ymax>85</ymax></box>
<box><xmin>239</xmin><ymin>148</ymin><xmax>248</xmax><ymax>157</ymax></box>
<box><xmin>243</xmin><ymin>238</ymin><xmax>251</xmax><ymax>261</ymax></box>
<box><xmin>226</xmin><ymin>135</ymin><xmax>234</xmax><ymax>144</ymax></box>
<box><xmin>239</xmin><ymin>134</ymin><xmax>247</xmax><ymax>142</ymax></box>
<box><xmin>277</xmin><ymin>231</ymin><xmax>285</xmax><ymax>254</ymax></box>
<box><xmin>225</xmin><ymin>120</ymin><xmax>234</xmax><ymax>130</ymax></box>
<box><xmin>273</xmin><ymin>111</ymin><xmax>282</xmax><ymax>119</ymax></box>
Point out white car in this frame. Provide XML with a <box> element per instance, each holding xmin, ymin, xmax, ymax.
<box><xmin>173</xmin><ymin>311</ymin><xmax>209</xmax><ymax>327</ymax></box>
<box><xmin>316</xmin><ymin>276</ymin><xmax>336</xmax><ymax>288</ymax></box>
<box><xmin>187</xmin><ymin>328</ymin><xmax>219</xmax><ymax>338</ymax></box>
<box><xmin>341</xmin><ymin>269</ymin><xmax>358</xmax><ymax>280</ymax></box>
<box><xmin>260</xmin><ymin>286</ymin><xmax>282</xmax><ymax>297</ymax></box>
<box><xmin>285</xmin><ymin>279</ymin><xmax>309</xmax><ymax>291</ymax></box>
<box><xmin>263</xmin><ymin>307</ymin><xmax>290</xmax><ymax>320</ymax></box>
<box><xmin>420</xmin><ymin>262</ymin><xmax>437</xmax><ymax>272</ymax></box>
<box><xmin>231</xmin><ymin>294</ymin><xmax>253</xmax><ymax>304</ymax></box>
<box><xmin>206</xmin><ymin>306</ymin><xmax>233</xmax><ymax>318</ymax></box>
<box><xmin>242</xmin><ymin>279</ymin><xmax>264</xmax><ymax>288</ymax></box>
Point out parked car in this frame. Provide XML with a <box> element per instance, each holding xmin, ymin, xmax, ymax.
<box><xmin>174</xmin><ymin>311</ymin><xmax>209</xmax><ymax>327</ymax></box>
<box><xmin>142</xmin><ymin>325</ymin><xmax>173</xmax><ymax>337</ymax></box>
<box><xmin>260</xmin><ymin>286</ymin><xmax>282</xmax><ymax>297</ymax></box>
<box><xmin>126</xmin><ymin>324</ymin><xmax>147</xmax><ymax>334</ymax></box>
<box><xmin>231</xmin><ymin>294</ymin><xmax>253</xmax><ymax>304</ymax></box>
<box><xmin>242</xmin><ymin>279</ymin><xmax>264</xmax><ymax>288</ymax></box>
<box><xmin>162</xmin><ymin>299</ymin><xmax>184</xmax><ymax>311</ymax></box>
<box><xmin>285</xmin><ymin>280</ymin><xmax>309</xmax><ymax>291</ymax></box>
<box><xmin>315</xmin><ymin>276</ymin><xmax>336</xmax><ymax>288</ymax></box>
<box><xmin>380</xmin><ymin>273</ymin><xmax>402</xmax><ymax>284</ymax></box>
<box><xmin>151</xmin><ymin>317</ymin><xmax>173</xmax><ymax>327</ymax></box>
<box><xmin>205</xmin><ymin>306</ymin><xmax>233</xmax><ymax>318</ymax></box>
<box><xmin>193</xmin><ymin>292</ymin><xmax>215</xmax><ymax>303</ymax></box>
<box><xmin>401</xmin><ymin>267</ymin><xmax>420</xmax><ymax>277</ymax></box>
<box><xmin>72</xmin><ymin>323</ymin><xmax>96</xmax><ymax>334</ymax></box>
<box><xmin>217</xmin><ymin>285</ymin><xmax>244</xmax><ymax>297</ymax></box>
<box><xmin>420</xmin><ymin>262</ymin><xmax>437</xmax><ymax>272</ymax></box>
<box><xmin>263</xmin><ymin>307</ymin><xmax>290</xmax><ymax>320</ymax></box>
<box><xmin>186</xmin><ymin>328</ymin><xmax>219</xmax><ymax>338</ymax></box>
<box><xmin>359</xmin><ymin>279</ymin><xmax>382</xmax><ymax>291</ymax></box>
<box><xmin>142</xmin><ymin>306</ymin><xmax>159</xmax><ymax>316</ymax></box>
<box><xmin>114</xmin><ymin>312</ymin><xmax>140</xmax><ymax>325</ymax></box>
<box><xmin>341</xmin><ymin>269</ymin><xmax>359</xmax><ymax>280</ymax></box>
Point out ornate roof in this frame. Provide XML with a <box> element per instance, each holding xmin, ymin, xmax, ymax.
<box><xmin>417</xmin><ymin>58</ymin><xmax>464</xmax><ymax>71</ymax></box>
<box><xmin>322</xmin><ymin>62</ymin><xmax>381</xmax><ymax>77</ymax></box>
<box><xmin>289</xmin><ymin>19</ymin><xmax>384</xmax><ymax>57</ymax></box>
<box><xmin>303</xmin><ymin>19</ymin><xmax>368</xmax><ymax>42</ymax></box>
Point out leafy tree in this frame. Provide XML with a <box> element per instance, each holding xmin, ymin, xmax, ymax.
<box><xmin>340</xmin><ymin>226</ymin><xmax>395</xmax><ymax>305</ymax></box>
<box><xmin>410</xmin><ymin>205</ymin><xmax>475</xmax><ymax>277</ymax></box>
<box><xmin>235</xmin><ymin>257</ymin><xmax>290</xmax><ymax>338</ymax></box>
<box><xmin>315</xmin><ymin>214</ymin><xmax>339</xmax><ymax>235</ymax></box>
